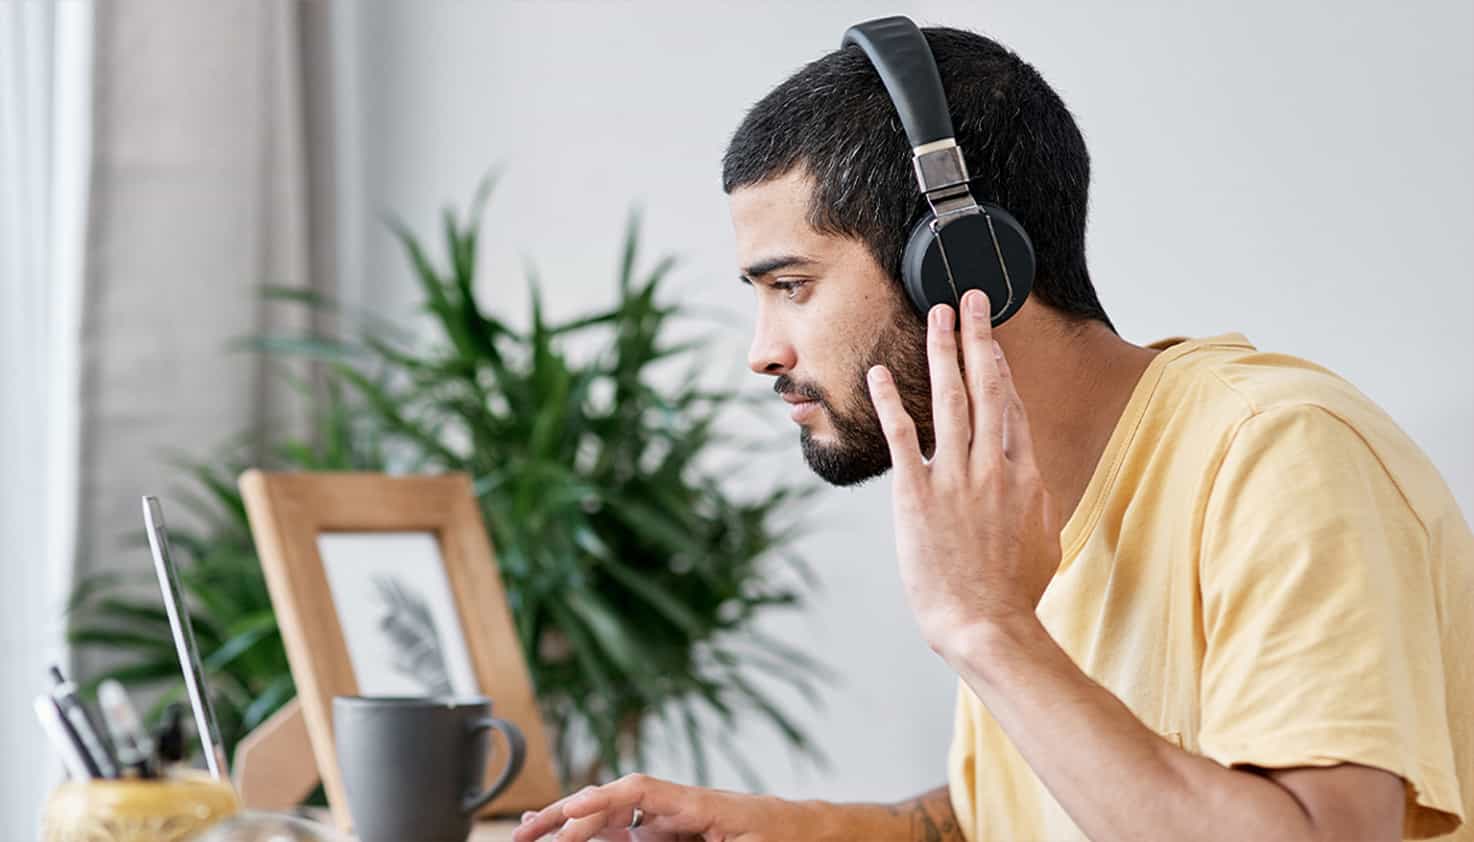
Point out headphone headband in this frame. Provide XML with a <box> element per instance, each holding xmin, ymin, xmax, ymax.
<box><xmin>840</xmin><ymin>16</ymin><xmax>955</xmax><ymax>148</ymax></box>
<box><xmin>840</xmin><ymin>15</ymin><xmax>1035</xmax><ymax>326</ymax></box>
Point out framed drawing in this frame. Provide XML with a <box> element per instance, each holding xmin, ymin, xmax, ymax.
<box><xmin>238</xmin><ymin>471</ymin><xmax>560</xmax><ymax>832</ymax></box>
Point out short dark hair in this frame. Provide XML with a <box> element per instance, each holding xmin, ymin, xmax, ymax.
<box><xmin>722</xmin><ymin>26</ymin><xmax>1112</xmax><ymax>330</ymax></box>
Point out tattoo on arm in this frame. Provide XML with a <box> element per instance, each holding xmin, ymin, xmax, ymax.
<box><xmin>886</xmin><ymin>786</ymin><xmax>966</xmax><ymax>842</ymax></box>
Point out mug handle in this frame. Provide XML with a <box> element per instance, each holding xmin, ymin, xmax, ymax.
<box><xmin>461</xmin><ymin>716</ymin><xmax>527</xmax><ymax>815</ymax></box>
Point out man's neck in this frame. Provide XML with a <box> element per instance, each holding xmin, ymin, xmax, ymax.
<box><xmin>995</xmin><ymin>310</ymin><xmax>1161</xmax><ymax>533</ymax></box>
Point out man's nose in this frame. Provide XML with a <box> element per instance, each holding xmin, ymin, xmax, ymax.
<box><xmin>747</xmin><ymin>317</ymin><xmax>795</xmax><ymax>376</ymax></box>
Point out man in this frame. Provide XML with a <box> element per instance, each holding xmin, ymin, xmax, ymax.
<box><xmin>516</xmin><ymin>23</ymin><xmax>1472</xmax><ymax>842</ymax></box>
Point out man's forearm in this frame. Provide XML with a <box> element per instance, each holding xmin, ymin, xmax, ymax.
<box><xmin>942</xmin><ymin>615</ymin><xmax>1393</xmax><ymax>842</ymax></box>
<box><xmin>804</xmin><ymin>785</ymin><xmax>966</xmax><ymax>842</ymax></box>
<box><xmin>886</xmin><ymin>786</ymin><xmax>968</xmax><ymax>842</ymax></box>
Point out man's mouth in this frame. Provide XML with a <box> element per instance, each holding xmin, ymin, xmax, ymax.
<box><xmin>775</xmin><ymin>377</ymin><xmax>825</xmax><ymax>424</ymax></box>
<box><xmin>781</xmin><ymin>393</ymin><xmax>821</xmax><ymax>423</ymax></box>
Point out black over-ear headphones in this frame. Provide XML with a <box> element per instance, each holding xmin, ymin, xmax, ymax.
<box><xmin>841</xmin><ymin>16</ymin><xmax>1035</xmax><ymax>325</ymax></box>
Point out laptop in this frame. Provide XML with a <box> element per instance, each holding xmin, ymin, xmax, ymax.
<box><xmin>143</xmin><ymin>495</ymin><xmax>230</xmax><ymax>782</ymax></box>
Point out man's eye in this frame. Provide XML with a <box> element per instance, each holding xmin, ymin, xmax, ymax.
<box><xmin>772</xmin><ymin>280</ymin><xmax>809</xmax><ymax>301</ymax></box>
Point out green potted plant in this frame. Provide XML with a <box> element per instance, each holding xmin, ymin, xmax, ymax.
<box><xmin>68</xmin><ymin>179</ymin><xmax>828</xmax><ymax>792</ymax></box>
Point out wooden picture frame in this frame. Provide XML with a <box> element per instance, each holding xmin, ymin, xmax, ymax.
<box><xmin>238</xmin><ymin>470</ymin><xmax>560</xmax><ymax>832</ymax></box>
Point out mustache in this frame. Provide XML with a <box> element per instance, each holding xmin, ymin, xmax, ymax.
<box><xmin>774</xmin><ymin>375</ymin><xmax>827</xmax><ymax>405</ymax></box>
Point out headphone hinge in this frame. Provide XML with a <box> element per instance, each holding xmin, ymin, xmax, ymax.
<box><xmin>926</xmin><ymin>191</ymin><xmax>981</xmax><ymax>229</ymax></box>
<box><xmin>913</xmin><ymin>140</ymin><xmax>980</xmax><ymax>223</ymax></box>
<box><xmin>912</xmin><ymin>140</ymin><xmax>969</xmax><ymax>192</ymax></box>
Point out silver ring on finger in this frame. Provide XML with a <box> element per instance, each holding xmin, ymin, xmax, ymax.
<box><xmin>628</xmin><ymin>807</ymin><xmax>645</xmax><ymax>829</ymax></box>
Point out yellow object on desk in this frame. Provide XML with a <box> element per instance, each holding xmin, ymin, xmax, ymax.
<box><xmin>40</xmin><ymin>771</ymin><xmax>240</xmax><ymax>842</ymax></box>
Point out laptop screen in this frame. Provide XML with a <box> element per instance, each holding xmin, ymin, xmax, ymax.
<box><xmin>143</xmin><ymin>495</ymin><xmax>230</xmax><ymax>782</ymax></box>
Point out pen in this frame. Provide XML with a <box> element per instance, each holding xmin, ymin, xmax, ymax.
<box><xmin>152</xmin><ymin>702</ymin><xmax>186</xmax><ymax>769</ymax></box>
<box><xmin>34</xmin><ymin>694</ymin><xmax>101</xmax><ymax>780</ymax></box>
<box><xmin>49</xmin><ymin>665</ymin><xmax>119</xmax><ymax>778</ymax></box>
<box><xmin>98</xmin><ymin>679</ymin><xmax>156</xmax><ymax>778</ymax></box>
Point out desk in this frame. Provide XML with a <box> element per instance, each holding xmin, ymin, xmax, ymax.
<box><xmin>468</xmin><ymin>822</ymin><xmax>520</xmax><ymax>841</ymax></box>
<box><xmin>306</xmin><ymin>809</ymin><xmax>521</xmax><ymax>841</ymax></box>
<box><xmin>342</xmin><ymin>820</ymin><xmax>525</xmax><ymax>841</ymax></box>
<box><xmin>341</xmin><ymin>820</ymin><xmax>520</xmax><ymax>841</ymax></box>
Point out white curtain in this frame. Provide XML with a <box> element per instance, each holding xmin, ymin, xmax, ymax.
<box><xmin>0</xmin><ymin>0</ymin><xmax>92</xmax><ymax>834</ymax></box>
<box><xmin>76</xmin><ymin>0</ymin><xmax>336</xmax><ymax>590</ymax></box>
<box><xmin>0</xmin><ymin>0</ymin><xmax>335</xmax><ymax>833</ymax></box>
<box><xmin>75</xmin><ymin>0</ymin><xmax>336</xmax><ymax>661</ymax></box>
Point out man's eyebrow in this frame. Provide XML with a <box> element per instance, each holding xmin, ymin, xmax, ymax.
<box><xmin>738</xmin><ymin>254</ymin><xmax>818</xmax><ymax>285</ymax></box>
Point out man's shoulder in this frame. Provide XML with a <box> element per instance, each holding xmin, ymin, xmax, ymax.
<box><xmin>1158</xmin><ymin>335</ymin><xmax>1373</xmax><ymax>423</ymax></box>
<box><xmin>1161</xmin><ymin>336</ymin><xmax>1464</xmax><ymax>535</ymax></box>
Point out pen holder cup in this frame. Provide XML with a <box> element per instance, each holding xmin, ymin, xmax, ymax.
<box><xmin>40</xmin><ymin>770</ymin><xmax>240</xmax><ymax>842</ymax></box>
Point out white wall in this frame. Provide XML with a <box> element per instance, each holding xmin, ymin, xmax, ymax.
<box><xmin>340</xmin><ymin>0</ymin><xmax>1474</xmax><ymax>803</ymax></box>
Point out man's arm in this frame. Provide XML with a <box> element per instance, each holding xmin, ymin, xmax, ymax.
<box><xmin>805</xmin><ymin>785</ymin><xmax>964</xmax><ymax>842</ymax></box>
<box><xmin>942</xmin><ymin>616</ymin><xmax>1404</xmax><ymax>842</ymax></box>
<box><xmin>511</xmin><ymin>779</ymin><xmax>966</xmax><ymax>841</ymax></box>
<box><xmin>877</xmin><ymin>786</ymin><xmax>968</xmax><ymax>842</ymax></box>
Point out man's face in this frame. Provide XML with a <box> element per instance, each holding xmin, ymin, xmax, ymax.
<box><xmin>729</xmin><ymin>170</ymin><xmax>934</xmax><ymax>486</ymax></box>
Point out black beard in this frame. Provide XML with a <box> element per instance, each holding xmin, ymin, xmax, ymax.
<box><xmin>780</xmin><ymin>311</ymin><xmax>934</xmax><ymax>487</ymax></box>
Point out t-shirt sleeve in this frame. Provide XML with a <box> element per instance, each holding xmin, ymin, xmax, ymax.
<box><xmin>1198</xmin><ymin>404</ymin><xmax>1464</xmax><ymax>839</ymax></box>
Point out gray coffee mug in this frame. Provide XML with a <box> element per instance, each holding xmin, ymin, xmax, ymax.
<box><xmin>333</xmin><ymin>696</ymin><xmax>526</xmax><ymax>842</ymax></box>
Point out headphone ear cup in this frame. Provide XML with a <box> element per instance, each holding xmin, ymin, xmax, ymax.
<box><xmin>901</xmin><ymin>214</ymin><xmax>941</xmax><ymax>316</ymax></box>
<box><xmin>900</xmin><ymin>203</ymin><xmax>1035</xmax><ymax>325</ymax></box>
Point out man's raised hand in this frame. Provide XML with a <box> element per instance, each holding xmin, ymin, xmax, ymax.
<box><xmin>866</xmin><ymin>289</ymin><xmax>1061</xmax><ymax>658</ymax></box>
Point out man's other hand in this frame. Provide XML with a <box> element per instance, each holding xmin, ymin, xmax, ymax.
<box><xmin>511</xmin><ymin>773</ymin><xmax>816</xmax><ymax>842</ymax></box>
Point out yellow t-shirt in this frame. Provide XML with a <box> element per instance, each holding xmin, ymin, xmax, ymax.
<box><xmin>948</xmin><ymin>333</ymin><xmax>1472</xmax><ymax>841</ymax></box>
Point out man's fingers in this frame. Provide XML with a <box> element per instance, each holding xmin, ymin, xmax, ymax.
<box><xmin>867</xmin><ymin>365</ymin><xmax>925</xmax><ymax>479</ymax></box>
<box><xmin>551</xmin><ymin>809</ymin><xmax>651</xmax><ymax>842</ymax></box>
<box><xmin>994</xmin><ymin>344</ymin><xmax>1038</xmax><ymax>467</ymax></box>
<box><xmin>514</xmin><ymin>789</ymin><xmax>592</xmax><ymax>841</ymax></box>
<box><xmin>550</xmin><ymin>810</ymin><xmax>613</xmax><ymax>842</ymax></box>
<box><xmin>519</xmin><ymin>774</ymin><xmax>730</xmax><ymax>841</ymax></box>
<box><xmin>959</xmin><ymin>290</ymin><xmax>1006</xmax><ymax>450</ymax></box>
<box><xmin>561</xmin><ymin>773</ymin><xmax>714</xmax><ymax>834</ymax></box>
<box><xmin>564</xmin><ymin>773</ymin><xmax>668</xmax><ymax>817</ymax></box>
<box><xmin>926</xmin><ymin>304</ymin><xmax>970</xmax><ymax>464</ymax></box>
